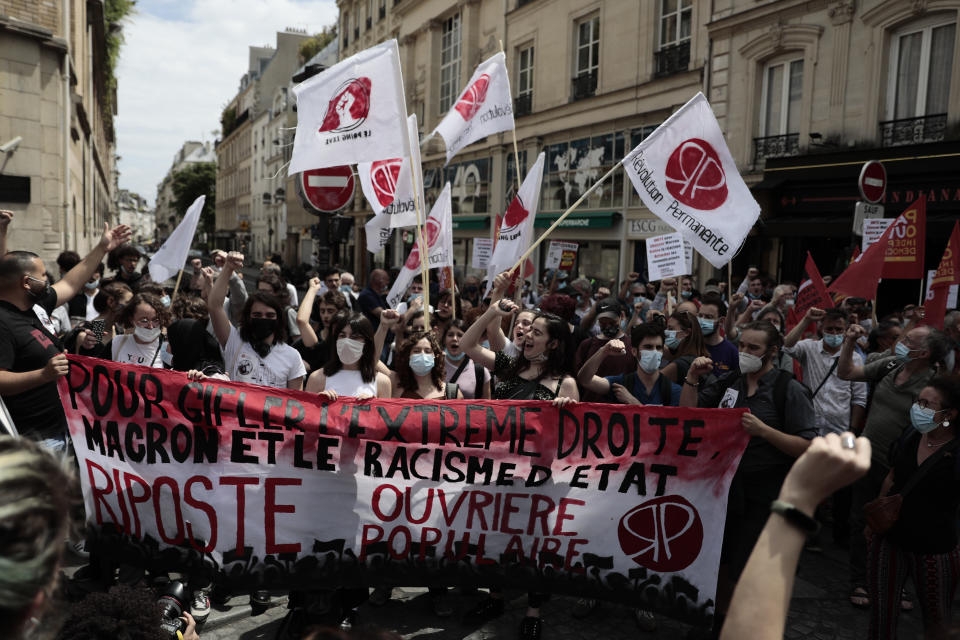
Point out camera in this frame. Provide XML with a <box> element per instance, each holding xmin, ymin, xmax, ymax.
<box><xmin>157</xmin><ymin>581</ymin><xmax>188</xmax><ymax>638</ymax></box>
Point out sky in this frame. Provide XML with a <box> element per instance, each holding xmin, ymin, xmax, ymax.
<box><xmin>115</xmin><ymin>0</ymin><xmax>338</xmax><ymax>207</ymax></box>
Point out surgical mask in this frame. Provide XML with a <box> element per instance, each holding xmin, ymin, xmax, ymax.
<box><xmin>638</xmin><ymin>350</ymin><xmax>663</xmax><ymax>373</ymax></box>
<box><xmin>445</xmin><ymin>348</ymin><xmax>465</xmax><ymax>363</ymax></box>
<box><xmin>633</xmin><ymin>296</ymin><xmax>645</xmax><ymax>306</ymax></box>
<box><xmin>480</xmin><ymin>339</ymin><xmax>490</xmax><ymax>350</ymax></box>
<box><xmin>408</xmin><ymin>293</ymin><xmax>422</xmax><ymax>304</ymax></box>
<box><xmin>785</xmin><ymin>299</ymin><xmax>795</xmax><ymax>308</ymax></box>
<box><xmin>823</xmin><ymin>333</ymin><xmax>844</xmax><ymax>348</ymax></box>
<box><xmin>160</xmin><ymin>346</ymin><xmax>174</xmax><ymax>367</ymax></box>
<box><xmin>249</xmin><ymin>318</ymin><xmax>276</xmax><ymax>341</ymax></box>
<box><xmin>409</xmin><ymin>353</ymin><xmax>435</xmax><ymax>376</ymax></box>
<box><xmin>600</xmin><ymin>324</ymin><xmax>619</xmax><ymax>339</ymax></box>
<box><xmin>910</xmin><ymin>403</ymin><xmax>940</xmax><ymax>434</ymax></box>
<box><xmin>680</xmin><ymin>290</ymin><xmax>692</xmax><ymax>300</ymax></box>
<box><xmin>340</xmin><ymin>285</ymin><xmax>353</xmax><ymax>294</ymax></box>
<box><xmin>698</xmin><ymin>317</ymin><xmax>716</xmax><ymax>336</ymax></box>
<box><xmin>84</xmin><ymin>279</ymin><xmax>100</xmax><ymax>291</ymax></box>
<box><xmin>337</xmin><ymin>338</ymin><xmax>365</xmax><ymax>364</ymax></box>
<box><xmin>895</xmin><ymin>342</ymin><xmax>912</xmax><ymax>362</ymax></box>
<box><xmin>160</xmin><ymin>295</ymin><xmax>171</xmax><ymax>308</ymax></box>
<box><xmin>134</xmin><ymin>326</ymin><xmax>161</xmax><ymax>342</ymax></box>
<box><xmin>664</xmin><ymin>330</ymin><xmax>680</xmax><ymax>350</ymax></box>
<box><xmin>739</xmin><ymin>352</ymin><xmax>763</xmax><ymax>374</ymax></box>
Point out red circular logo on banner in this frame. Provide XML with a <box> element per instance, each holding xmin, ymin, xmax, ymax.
<box><xmin>371</xmin><ymin>158</ymin><xmax>403</xmax><ymax>207</ymax></box>
<box><xmin>618</xmin><ymin>495</ymin><xmax>703</xmax><ymax>572</ymax></box>
<box><xmin>501</xmin><ymin>196</ymin><xmax>529</xmax><ymax>231</ymax></box>
<box><xmin>319</xmin><ymin>77</ymin><xmax>372</xmax><ymax>133</ymax></box>
<box><xmin>404</xmin><ymin>217</ymin><xmax>442</xmax><ymax>270</ymax></box>
<box><xmin>454</xmin><ymin>74</ymin><xmax>491</xmax><ymax>121</ymax></box>
<box><xmin>664</xmin><ymin>138</ymin><xmax>728</xmax><ymax>210</ymax></box>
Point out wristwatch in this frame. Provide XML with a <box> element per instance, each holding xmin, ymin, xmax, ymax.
<box><xmin>770</xmin><ymin>500</ymin><xmax>821</xmax><ymax>536</ymax></box>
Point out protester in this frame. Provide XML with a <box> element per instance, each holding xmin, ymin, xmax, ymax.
<box><xmin>209</xmin><ymin>252</ymin><xmax>305</xmax><ymax>389</ymax></box>
<box><xmin>358</xmin><ymin>269</ymin><xmax>389</xmax><ymax>328</ymax></box>
<box><xmin>261</xmin><ymin>260</ymin><xmax>298</xmax><ymax>307</ymax></box>
<box><xmin>720</xmin><ymin>432</ymin><xmax>871</xmax><ymax>640</ymax></box>
<box><xmin>0</xmin><ymin>436</ymin><xmax>76</xmax><ymax>639</ymax></box>
<box><xmin>305</xmin><ymin>312</ymin><xmax>391</xmax><ymax>400</ymax></box>
<box><xmin>442</xmin><ymin>319</ymin><xmax>490</xmax><ymax>399</ymax></box>
<box><xmin>107</xmin><ymin>292</ymin><xmax>170</xmax><ymax>368</ymax></box>
<box><xmin>574</xmin><ymin>300</ymin><xmax>644</xmax><ymax>402</ymax></box>
<box><xmin>53</xmin><ymin>584</ymin><xmax>200</xmax><ymax>640</ymax></box>
<box><xmin>865</xmin><ymin>375</ymin><xmax>960</xmax><ymax>639</ymax></box>
<box><xmin>104</xmin><ymin>244</ymin><xmax>147</xmax><ymax>293</ymax></box>
<box><xmin>165</xmin><ymin>318</ymin><xmax>226</xmax><ymax>378</ymax></box>
<box><xmin>698</xmin><ymin>293</ymin><xmax>740</xmax><ymax>376</ymax></box>
<box><xmin>322</xmin><ymin>267</ymin><xmax>356</xmax><ymax>310</ymax></box>
<box><xmin>257</xmin><ymin>271</ymin><xmax>299</xmax><ymax>340</ymax></box>
<box><xmin>680</xmin><ymin>320</ymin><xmax>816</xmax><ymax>634</ymax></box>
<box><xmin>0</xmin><ymin>222</ymin><xmax>130</xmax><ymax>445</ymax></box>
<box><xmin>296</xmin><ymin>278</ymin><xmax>349</xmax><ymax>373</ymax></box>
<box><xmin>838</xmin><ymin>323</ymin><xmax>948</xmax><ymax>608</ymax></box>
<box><xmin>66</xmin><ymin>262</ymin><xmax>104</xmax><ymax>323</ymax></box>
<box><xmin>659</xmin><ymin>310</ymin><xmax>709</xmax><ymax>385</ymax></box>
<box><xmin>71</xmin><ymin>281</ymin><xmax>133</xmax><ymax>355</ymax></box>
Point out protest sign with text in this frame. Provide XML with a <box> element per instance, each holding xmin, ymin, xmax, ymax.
<box><xmin>882</xmin><ymin>196</ymin><xmax>926</xmax><ymax>279</ymax></box>
<box><xmin>472</xmin><ymin>238</ymin><xmax>493</xmax><ymax>269</ymax></box>
<box><xmin>59</xmin><ymin>356</ymin><xmax>749</xmax><ymax>626</ymax></box>
<box><xmin>545</xmin><ymin>241</ymin><xmax>579</xmax><ymax>272</ymax></box>
<box><xmin>645</xmin><ymin>232</ymin><xmax>688</xmax><ymax>281</ymax></box>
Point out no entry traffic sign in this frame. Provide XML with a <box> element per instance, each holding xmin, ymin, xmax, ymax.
<box><xmin>858</xmin><ymin>160</ymin><xmax>886</xmax><ymax>204</ymax></box>
<box><xmin>299</xmin><ymin>165</ymin><xmax>355</xmax><ymax>213</ymax></box>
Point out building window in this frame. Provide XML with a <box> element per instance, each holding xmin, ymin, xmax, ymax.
<box><xmin>440</xmin><ymin>14</ymin><xmax>462</xmax><ymax>113</ymax></box>
<box><xmin>379</xmin><ymin>0</ymin><xmax>386</xmax><ymax>20</ymax></box>
<box><xmin>543</xmin><ymin>132</ymin><xmax>624</xmax><ymax>211</ymax></box>
<box><xmin>572</xmin><ymin>14</ymin><xmax>599</xmax><ymax>100</ymax></box>
<box><xmin>515</xmin><ymin>45</ymin><xmax>534</xmax><ymax>116</ymax></box>
<box><xmin>423</xmin><ymin>157</ymin><xmax>489</xmax><ymax>214</ymax></box>
<box><xmin>755</xmin><ymin>58</ymin><xmax>803</xmax><ymax>162</ymax></box>
<box><xmin>881</xmin><ymin>17</ymin><xmax>955</xmax><ymax>146</ymax></box>
<box><xmin>656</xmin><ymin>0</ymin><xmax>691</xmax><ymax>77</ymax></box>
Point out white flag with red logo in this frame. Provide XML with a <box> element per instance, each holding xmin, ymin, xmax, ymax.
<box><xmin>385</xmin><ymin>183</ymin><xmax>453</xmax><ymax>308</ymax></box>
<box><xmin>487</xmin><ymin>152</ymin><xmax>545</xmax><ymax>279</ymax></box>
<box><xmin>622</xmin><ymin>93</ymin><xmax>760</xmax><ymax>269</ymax></box>
<box><xmin>431</xmin><ymin>52</ymin><xmax>515</xmax><ymax>165</ymax></box>
<box><xmin>358</xmin><ymin>156</ymin><xmax>417</xmax><ymax>252</ymax></box>
<box><xmin>288</xmin><ymin>40</ymin><xmax>409</xmax><ymax>174</ymax></box>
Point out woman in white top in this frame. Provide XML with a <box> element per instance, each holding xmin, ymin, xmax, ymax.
<box><xmin>109</xmin><ymin>292</ymin><xmax>169</xmax><ymax>368</ymax></box>
<box><xmin>209</xmin><ymin>252</ymin><xmax>305</xmax><ymax>390</ymax></box>
<box><xmin>306</xmin><ymin>312</ymin><xmax>391</xmax><ymax>400</ymax></box>
<box><xmin>442</xmin><ymin>319</ymin><xmax>490</xmax><ymax>399</ymax></box>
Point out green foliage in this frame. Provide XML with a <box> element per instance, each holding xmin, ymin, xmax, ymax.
<box><xmin>103</xmin><ymin>0</ymin><xmax>136</xmax><ymax>112</ymax></box>
<box><xmin>220</xmin><ymin>106</ymin><xmax>238</xmax><ymax>139</ymax></box>
<box><xmin>298</xmin><ymin>24</ymin><xmax>338</xmax><ymax>64</ymax></box>
<box><xmin>171</xmin><ymin>163</ymin><xmax>217</xmax><ymax>248</ymax></box>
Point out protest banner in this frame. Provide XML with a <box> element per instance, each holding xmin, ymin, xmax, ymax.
<box><xmin>925</xmin><ymin>222</ymin><xmax>960</xmax><ymax>329</ymax></box>
<box><xmin>882</xmin><ymin>195</ymin><xmax>926</xmax><ymax>279</ymax></box>
<box><xmin>59</xmin><ymin>356</ymin><xmax>749</xmax><ymax>626</ymax></box>
<box><xmin>861</xmin><ymin>218</ymin><xmax>894</xmax><ymax>252</ymax></box>
<box><xmin>545</xmin><ymin>241</ymin><xmax>579</xmax><ymax>271</ymax></box>
<box><xmin>622</xmin><ymin>93</ymin><xmax>760</xmax><ymax>269</ymax></box>
<box><xmin>645</xmin><ymin>232</ymin><xmax>688</xmax><ymax>281</ymax></box>
<box><xmin>471</xmin><ymin>238</ymin><xmax>493</xmax><ymax>269</ymax></box>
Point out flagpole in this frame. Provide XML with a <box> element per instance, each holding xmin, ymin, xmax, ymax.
<box><xmin>171</xmin><ymin>268</ymin><xmax>185</xmax><ymax>303</ymax></box>
<box><xmin>509</xmin><ymin>163</ymin><xmax>621</xmax><ymax>274</ymax></box>
<box><xmin>499</xmin><ymin>41</ymin><xmax>523</xmax><ymax>191</ymax></box>
<box><xmin>407</xmin><ymin>151</ymin><xmax>430</xmax><ymax>330</ymax></box>
<box><xmin>449</xmin><ymin>265</ymin><xmax>457</xmax><ymax>318</ymax></box>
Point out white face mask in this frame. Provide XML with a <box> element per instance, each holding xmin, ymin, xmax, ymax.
<box><xmin>134</xmin><ymin>326</ymin><xmax>161</xmax><ymax>342</ymax></box>
<box><xmin>160</xmin><ymin>345</ymin><xmax>174</xmax><ymax>367</ymax></box>
<box><xmin>337</xmin><ymin>338</ymin><xmax>365</xmax><ymax>365</ymax></box>
<box><xmin>738</xmin><ymin>352</ymin><xmax>764</xmax><ymax>374</ymax></box>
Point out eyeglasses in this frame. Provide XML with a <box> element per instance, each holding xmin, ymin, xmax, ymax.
<box><xmin>134</xmin><ymin>317</ymin><xmax>160</xmax><ymax>328</ymax></box>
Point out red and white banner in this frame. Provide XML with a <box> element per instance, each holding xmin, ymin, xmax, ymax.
<box><xmin>58</xmin><ymin>356</ymin><xmax>748</xmax><ymax>625</ymax></box>
<box><xmin>385</xmin><ymin>182</ymin><xmax>454</xmax><ymax>308</ymax></box>
<box><xmin>487</xmin><ymin>152</ymin><xmax>545</xmax><ymax>279</ymax></box>
<box><xmin>289</xmin><ymin>40</ymin><xmax>408</xmax><ymax>174</ymax></box>
<box><xmin>390</xmin><ymin>114</ymin><xmax>427</xmax><ymax>229</ymax></box>
<box><xmin>358</xmin><ymin>156</ymin><xmax>415</xmax><ymax>252</ymax></box>
<box><xmin>622</xmin><ymin>93</ymin><xmax>760</xmax><ymax>269</ymax></box>
<box><xmin>881</xmin><ymin>195</ymin><xmax>926</xmax><ymax>279</ymax></box>
<box><xmin>926</xmin><ymin>221</ymin><xmax>960</xmax><ymax>329</ymax></box>
<box><xmin>431</xmin><ymin>52</ymin><xmax>515</xmax><ymax>165</ymax></box>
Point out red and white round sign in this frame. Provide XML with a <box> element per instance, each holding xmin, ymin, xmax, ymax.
<box><xmin>665</xmin><ymin>139</ymin><xmax>728</xmax><ymax>210</ymax></box>
<box><xmin>300</xmin><ymin>165</ymin><xmax>355</xmax><ymax>214</ymax></box>
<box><xmin>858</xmin><ymin>160</ymin><xmax>886</xmax><ymax>204</ymax></box>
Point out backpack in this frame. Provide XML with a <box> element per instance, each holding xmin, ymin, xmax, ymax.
<box><xmin>620</xmin><ymin>371</ymin><xmax>674</xmax><ymax>406</ymax></box>
<box><xmin>712</xmin><ymin>368</ymin><xmax>806</xmax><ymax>425</ymax></box>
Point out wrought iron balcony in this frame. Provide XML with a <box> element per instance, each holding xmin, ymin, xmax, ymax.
<box><xmin>571</xmin><ymin>70</ymin><xmax>597</xmax><ymax>101</ymax></box>
<box><xmin>654</xmin><ymin>41</ymin><xmax>690</xmax><ymax>78</ymax></box>
<box><xmin>514</xmin><ymin>93</ymin><xmax>532</xmax><ymax>117</ymax></box>
<box><xmin>753</xmin><ymin>133</ymin><xmax>800</xmax><ymax>163</ymax></box>
<box><xmin>879</xmin><ymin>113</ymin><xmax>947</xmax><ymax>147</ymax></box>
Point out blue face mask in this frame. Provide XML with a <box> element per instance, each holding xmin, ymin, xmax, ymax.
<box><xmin>823</xmin><ymin>333</ymin><xmax>843</xmax><ymax>348</ymax></box>
<box><xmin>341</xmin><ymin>285</ymin><xmax>353</xmax><ymax>293</ymax></box>
<box><xmin>638</xmin><ymin>350</ymin><xmax>663</xmax><ymax>373</ymax></box>
<box><xmin>410</xmin><ymin>353</ymin><xmax>435</xmax><ymax>376</ymax></box>
<box><xmin>445</xmin><ymin>348</ymin><xmax>465</xmax><ymax>363</ymax></box>
<box><xmin>664</xmin><ymin>330</ymin><xmax>680</xmax><ymax>350</ymax></box>
<box><xmin>160</xmin><ymin>295</ymin><xmax>171</xmax><ymax>308</ymax></box>
<box><xmin>698</xmin><ymin>317</ymin><xmax>716</xmax><ymax>336</ymax></box>
<box><xmin>633</xmin><ymin>296</ymin><xmax>645</xmax><ymax>307</ymax></box>
<box><xmin>408</xmin><ymin>293</ymin><xmax>422</xmax><ymax>304</ymax></box>
<box><xmin>910</xmin><ymin>403</ymin><xmax>940</xmax><ymax>434</ymax></box>
<box><xmin>895</xmin><ymin>342</ymin><xmax>912</xmax><ymax>362</ymax></box>
<box><xmin>680</xmin><ymin>290</ymin><xmax>692</xmax><ymax>300</ymax></box>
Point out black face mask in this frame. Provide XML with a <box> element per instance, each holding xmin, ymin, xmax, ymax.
<box><xmin>26</xmin><ymin>277</ymin><xmax>51</xmax><ymax>301</ymax></box>
<box><xmin>249</xmin><ymin>318</ymin><xmax>276</xmax><ymax>342</ymax></box>
<box><xmin>600</xmin><ymin>324</ymin><xmax>620</xmax><ymax>339</ymax></box>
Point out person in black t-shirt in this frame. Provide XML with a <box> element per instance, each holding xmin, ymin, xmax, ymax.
<box><xmin>0</xmin><ymin>223</ymin><xmax>132</xmax><ymax>444</ymax></box>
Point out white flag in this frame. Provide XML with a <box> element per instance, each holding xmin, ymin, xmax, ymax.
<box><xmin>390</xmin><ymin>114</ymin><xmax>426</xmax><ymax>229</ymax></box>
<box><xmin>148</xmin><ymin>195</ymin><xmax>204</xmax><ymax>283</ymax></box>
<box><xmin>385</xmin><ymin>183</ymin><xmax>453</xmax><ymax>309</ymax></box>
<box><xmin>431</xmin><ymin>52</ymin><xmax>515</xmax><ymax>165</ymax></box>
<box><xmin>364</xmin><ymin>213</ymin><xmax>393</xmax><ymax>254</ymax></box>
<box><xmin>487</xmin><ymin>152</ymin><xmax>545</xmax><ymax>276</ymax></box>
<box><xmin>622</xmin><ymin>92</ymin><xmax>760</xmax><ymax>269</ymax></box>
<box><xmin>288</xmin><ymin>40</ymin><xmax>409</xmax><ymax>174</ymax></box>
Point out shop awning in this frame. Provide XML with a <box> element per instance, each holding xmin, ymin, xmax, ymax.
<box><xmin>534</xmin><ymin>211</ymin><xmax>619</xmax><ymax>229</ymax></box>
<box><xmin>451</xmin><ymin>214</ymin><xmax>489</xmax><ymax>230</ymax></box>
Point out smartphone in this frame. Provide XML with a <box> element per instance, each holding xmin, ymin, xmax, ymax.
<box><xmin>90</xmin><ymin>319</ymin><xmax>105</xmax><ymax>345</ymax></box>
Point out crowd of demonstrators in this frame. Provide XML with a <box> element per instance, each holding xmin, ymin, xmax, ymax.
<box><xmin>5</xmin><ymin>201</ymin><xmax>960</xmax><ymax>638</ymax></box>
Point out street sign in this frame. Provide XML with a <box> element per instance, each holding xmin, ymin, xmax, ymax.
<box><xmin>858</xmin><ymin>160</ymin><xmax>886</xmax><ymax>204</ymax></box>
<box><xmin>853</xmin><ymin>201</ymin><xmax>884</xmax><ymax>235</ymax></box>
<box><xmin>298</xmin><ymin>165</ymin><xmax>355</xmax><ymax>214</ymax></box>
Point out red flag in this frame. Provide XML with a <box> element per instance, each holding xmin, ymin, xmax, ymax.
<box><xmin>850</xmin><ymin>246</ymin><xmax>861</xmax><ymax>263</ymax></box>
<box><xmin>828</xmin><ymin>216</ymin><xmax>899</xmax><ymax>301</ymax></box>
<box><xmin>925</xmin><ymin>221</ymin><xmax>960</xmax><ymax>329</ymax></box>
<box><xmin>882</xmin><ymin>196</ymin><xmax>926</xmax><ymax>279</ymax></box>
<box><xmin>787</xmin><ymin>252</ymin><xmax>834</xmax><ymax>329</ymax></box>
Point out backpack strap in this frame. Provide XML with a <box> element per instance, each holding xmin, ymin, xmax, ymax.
<box><xmin>450</xmin><ymin>357</ymin><xmax>470</xmax><ymax>383</ymax></box>
<box><xmin>658</xmin><ymin>373</ymin><xmax>672</xmax><ymax>406</ymax></box>
<box><xmin>444</xmin><ymin>382</ymin><xmax>459</xmax><ymax>399</ymax></box>
<box><xmin>811</xmin><ymin>359</ymin><xmax>839</xmax><ymax>398</ymax></box>
<box><xmin>773</xmin><ymin>368</ymin><xmax>805</xmax><ymax>421</ymax></box>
